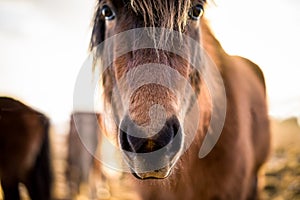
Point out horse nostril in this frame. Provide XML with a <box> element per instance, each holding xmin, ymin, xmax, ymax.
<box><xmin>119</xmin><ymin>116</ymin><xmax>181</xmax><ymax>153</ymax></box>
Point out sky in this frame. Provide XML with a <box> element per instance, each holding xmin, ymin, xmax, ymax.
<box><xmin>207</xmin><ymin>0</ymin><xmax>300</xmax><ymax>119</ymax></box>
<box><xmin>0</xmin><ymin>0</ymin><xmax>299</xmax><ymax>123</ymax></box>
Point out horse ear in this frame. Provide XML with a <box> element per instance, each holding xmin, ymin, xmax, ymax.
<box><xmin>90</xmin><ymin>8</ymin><xmax>105</xmax><ymax>54</ymax></box>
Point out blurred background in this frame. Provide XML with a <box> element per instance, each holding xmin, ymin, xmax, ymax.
<box><xmin>0</xmin><ymin>0</ymin><xmax>299</xmax><ymax>199</ymax></box>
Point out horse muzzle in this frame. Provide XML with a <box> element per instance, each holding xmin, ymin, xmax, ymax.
<box><xmin>132</xmin><ymin>165</ymin><xmax>172</xmax><ymax>180</ymax></box>
<box><xmin>119</xmin><ymin>115</ymin><xmax>183</xmax><ymax>179</ymax></box>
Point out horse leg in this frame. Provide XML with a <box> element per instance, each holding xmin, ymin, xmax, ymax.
<box><xmin>25</xmin><ymin>168</ymin><xmax>51</xmax><ymax>200</ymax></box>
<box><xmin>2</xmin><ymin>180</ymin><xmax>20</xmax><ymax>200</ymax></box>
<box><xmin>25</xmin><ymin>128</ymin><xmax>52</xmax><ymax>200</ymax></box>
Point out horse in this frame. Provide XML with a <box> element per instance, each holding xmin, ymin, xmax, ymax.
<box><xmin>0</xmin><ymin>97</ymin><xmax>52</xmax><ymax>200</ymax></box>
<box><xmin>90</xmin><ymin>0</ymin><xmax>271</xmax><ymax>199</ymax></box>
<box><xmin>66</xmin><ymin>112</ymin><xmax>99</xmax><ymax>198</ymax></box>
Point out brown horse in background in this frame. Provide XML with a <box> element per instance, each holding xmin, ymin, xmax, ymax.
<box><xmin>90</xmin><ymin>0</ymin><xmax>271</xmax><ymax>199</ymax></box>
<box><xmin>0</xmin><ymin>97</ymin><xmax>52</xmax><ymax>200</ymax></box>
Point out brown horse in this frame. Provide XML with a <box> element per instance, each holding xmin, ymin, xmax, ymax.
<box><xmin>90</xmin><ymin>0</ymin><xmax>270</xmax><ymax>199</ymax></box>
<box><xmin>0</xmin><ymin>97</ymin><xmax>52</xmax><ymax>200</ymax></box>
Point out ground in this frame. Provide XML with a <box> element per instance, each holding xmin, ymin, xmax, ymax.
<box><xmin>260</xmin><ymin>118</ymin><xmax>300</xmax><ymax>200</ymax></box>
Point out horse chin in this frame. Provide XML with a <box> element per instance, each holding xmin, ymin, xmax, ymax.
<box><xmin>130</xmin><ymin>165</ymin><xmax>172</xmax><ymax>180</ymax></box>
<box><xmin>126</xmin><ymin>153</ymin><xmax>181</xmax><ymax>180</ymax></box>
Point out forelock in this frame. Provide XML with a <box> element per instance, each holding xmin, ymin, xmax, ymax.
<box><xmin>129</xmin><ymin>0</ymin><xmax>191</xmax><ymax>31</ymax></box>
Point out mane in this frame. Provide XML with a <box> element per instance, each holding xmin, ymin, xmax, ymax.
<box><xmin>128</xmin><ymin>0</ymin><xmax>194</xmax><ymax>54</ymax></box>
<box><xmin>130</xmin><ymin>0</ymin><xmax>191</xmax><ymax>33</ymax></box>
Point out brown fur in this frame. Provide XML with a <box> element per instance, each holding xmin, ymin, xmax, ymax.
<box><xmin>0</xmin><ymin>97</ymin><xmax>52</xmax><ymax>200</ymax></box>
<box><xmin>130</xmin><ymin>0</ymin><xmax>191</xmax><ymax>33</ymax></box>
<box><xmin>91</xmin><ymin>0</ymin><xmax>270</xmax><ymax>199</ymax></box>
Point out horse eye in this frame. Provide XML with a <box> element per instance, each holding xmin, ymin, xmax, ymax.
<box><xmin>101</xmin><ymin>5</ymin><xmax>115</xmax><ymax>20</ymax></box>
<box><xmin>189</xmin><ymin>4</ymin><xmax>204</xmax><ymax>20</ymax></box>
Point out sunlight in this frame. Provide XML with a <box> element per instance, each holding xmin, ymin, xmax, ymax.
<box><xmin>206</xmin><ymin>0</ymin><xmax>300</xmax><ymax>119</ymax></box>
<box><xmin>0</xmin><ymin>0</ymin><xmax>94</xmax><ymax>123</ymax></box>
